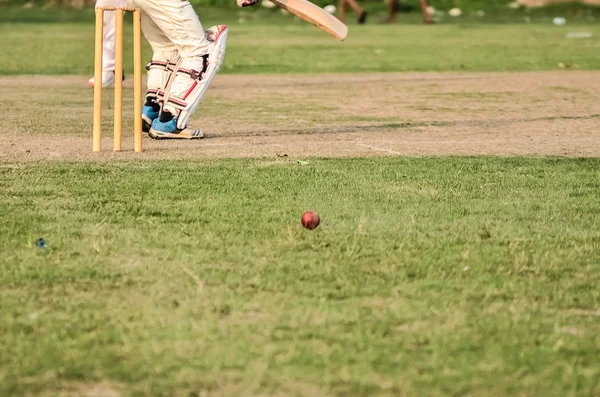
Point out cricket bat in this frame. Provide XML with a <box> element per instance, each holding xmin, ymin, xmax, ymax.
<box><xmin>270</xmin><ymin>0</ymin><xmax>348</xmax><ymax>41</ymax></box>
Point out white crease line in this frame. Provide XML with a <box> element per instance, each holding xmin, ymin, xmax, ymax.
<box><xmin>355</xmin><ymin>143</ymin><xmax>402</xmax><ymax>155</ymax></box>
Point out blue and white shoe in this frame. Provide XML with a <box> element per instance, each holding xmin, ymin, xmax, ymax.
<box><xmin>142</xmin><ymin>104</ymin><xmax>160</xmax><ymax>133</ymax></box>
<box><xmin>148</xmin><ymin>114</ymin><xmax>204</xmax><ymax>140</ymax></box>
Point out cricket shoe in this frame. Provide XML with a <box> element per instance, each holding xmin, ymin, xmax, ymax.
<box><xmin>358</xmin><ymin>10</ymin><xmax>368</xmax><ymax>24</ymax></box>
<box><xmin>88</xmin><ymin>71</ymin><xmax>125</xmax><ymax>88</ymax></box>
<box><xmin>142</xmin><ymin>99</ymin><xmax>161</xmax><ymax>133</ymax></box>
<box><xmin>148</xmin><ymin>112</ymin><xmax>204</xmax><ymax>140</ymax></box>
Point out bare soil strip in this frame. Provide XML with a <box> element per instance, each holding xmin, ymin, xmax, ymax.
<box><xmin>1</xmin><ymin>71</ymin><xmax>598</xmax><ymax>162</ymax></box>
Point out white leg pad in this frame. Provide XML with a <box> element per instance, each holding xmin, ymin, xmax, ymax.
<box><xmin>145</xmin><ymin>50</ymin><xmax>181</xmax><ymax>104</ymax></box>
<box><xmin>162</xmin><ymin>25</ymin><xmax>228</xmax><ymax>129</ymax></box>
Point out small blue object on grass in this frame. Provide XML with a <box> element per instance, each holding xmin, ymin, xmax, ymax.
<box><xmin>35</xmin><ymin>238</ymin><xmax>47</xmax><ymax>249</ymax></box>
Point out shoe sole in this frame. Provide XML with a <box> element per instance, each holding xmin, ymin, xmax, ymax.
<box><xmin>148</xmin><ymin>129</ymin><xmax>205</xmax><ymax>140</ymax></box>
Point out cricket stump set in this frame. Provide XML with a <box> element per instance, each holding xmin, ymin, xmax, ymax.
<box><xmin>93</xmin><ymin>6</ymin><xmax>143</xmax><ymax>153</ymax></box>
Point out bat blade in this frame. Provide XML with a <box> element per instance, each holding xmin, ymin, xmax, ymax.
<box><xmin>270</xmin><ymin>0</ymin><xmax>348</xmax><ymax>41</ymax></box>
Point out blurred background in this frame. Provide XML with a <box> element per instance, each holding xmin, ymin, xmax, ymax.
<box><xmin>2</xmin><ymin>0</ymin><xmax>599</xmax><ymax>23</ymax></box>
<box><xmin>1</xmin><ymin>0</ymin><xmax>598</xmax><ymax>75</ymax></box>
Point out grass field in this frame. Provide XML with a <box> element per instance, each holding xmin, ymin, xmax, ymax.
<box><xmin>1</xmin><ymin>4</ymin><xmax>600</xmax><ymax>397</ymax></box>
<box><xmin>2</xmin><ymin>158</ymin><xmax>599</xmax><ymax>396</ymax></box>
<box><xmin>1</xmin><ymin>8</ymin><xmax>600</xmax><ymax>74</ymax></box>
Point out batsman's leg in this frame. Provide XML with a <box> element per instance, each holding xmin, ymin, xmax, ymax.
<box><xmin>142</xmin><ymin>55</ymin><xmax>179</xmax><ymax>132</ymax></box>
<box><xmin>140</xmin><ymin>0</ymin><xmax>226</xmax><ymax>139</ymax></box>
<box><xmin>151</xmin><ymin>24</ymin><xmax>227</xmax><ymax>139</ymax></box>
<box><xmin>127</xmin><ymin>0</ymin><xmax>227</xmax><ymax>139</ymax></box>
<box><xmin>135</xmin><ymin>10</ymin><xmax>181</xmax><ymax>132</ymax></box>
<box><xmin>88</xmin><ymin>0</ymin><xmax>127</xmax><ymax>88</ymax></box>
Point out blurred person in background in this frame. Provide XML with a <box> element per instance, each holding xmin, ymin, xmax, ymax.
<box><xmin>88</xmin><ymin>0</ymin><xmax>127</xmax><ymax>87</ymax></box>
<box><xmin>338</xmin><ymin>0</ymin><xmax>368</xmax><ymax>24</ymax></box>
<box><xmin>339</xmin><ymin>0</ymin><xmax>432</xmax><ymax>25</ymax></box>
<box><xmin>387</xmin><ymin>0</ymin><xmax>433</xmax><ymax>24</ymax></box>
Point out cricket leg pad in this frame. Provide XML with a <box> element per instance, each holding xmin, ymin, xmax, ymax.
<box><xmin>145</xmin><ymin>50</ymin><xmax>181</xmax><ymax>104</ymax></box>
<box><xmin>162</xmin><ymin>25</ymin><xmax>228</xmax><ymax>130</ymax></box>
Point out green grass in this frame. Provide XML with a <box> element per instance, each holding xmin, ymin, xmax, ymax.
<box><xmin>1</xmin><ymin>9</ymin><xmax>599</xmax><ymax>75</ymax></box>
<box><xmin>1</xmin><ymin>158</ymin><xmax>599</xmax><ymax>396</ymax></box>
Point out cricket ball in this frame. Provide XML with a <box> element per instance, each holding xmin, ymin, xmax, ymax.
<box><xmin>301</xmin><ymin>211</ymin><xmax>320</xmax><ymax>230</ymax></box>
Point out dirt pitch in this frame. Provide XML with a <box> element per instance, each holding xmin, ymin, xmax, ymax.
<box><xmin>1</xmin><ymin>71</ymin><xmax>599</xmax><ymax>162</ymax></box>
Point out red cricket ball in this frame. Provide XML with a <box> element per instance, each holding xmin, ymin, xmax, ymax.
<box><xmin>301</xmin><ymin>211</ymin><xmax>320</xmax><ymax>230</ymax></box>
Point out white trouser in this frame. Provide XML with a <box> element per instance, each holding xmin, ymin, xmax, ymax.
<box><xmin>125</xmin><ymin>0</ymin><xmax>210</xmax><ymax>71</ymax></box>
<box><xmin>96</xmin><ymin>0</ymin><xmax>127</xmax><ymax>73</ymax></box>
